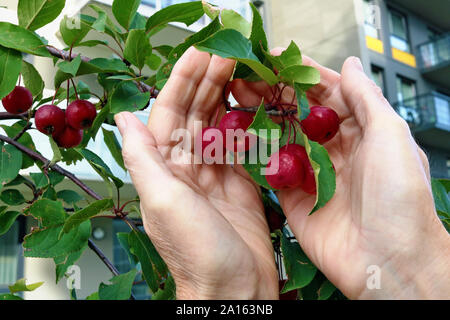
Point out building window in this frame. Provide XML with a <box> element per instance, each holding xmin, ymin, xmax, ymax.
<box><xmin>0</xmin><ymin>222</ymin><xmax>21</xmax><ymax>294</ymax></box>
<box><xmin>427</xmin><ymin>27</ymin><xmax>442</xmax><ymax>41</ymax></box>
<box><xmin>434</xmin><ymin>93</ymin><xmax>450</xmax><ymax>127</ymax></box>
<box><xmin>396</xmin><ymin>75</ymin><xmax>416</xmax><ymax>103</ymax></box>
<box><xmin>395</xmin><ymin>76</ymin><xmax>418</xmax><ymax>124</ymax></box>
<box><xmin>363</xmin><ymin>0</ymin><xmax>380</xmax><ymax>39</ymax></box>
<box><xmin>370</xmin><ymin>65</ymin><xmax>385</xmax><ymax>95</ymax></box>
<box><xmin>447</xmin><ymin>158</ymin><xmax>450</xmax><ymax>177</ymax></box>
<box><xmin>113</xmin><ymin>220</ymin><xmax>152</xmax><ymax>300</ymax></box>
<box><xmin>141</xmin><ymin>0</ymin><xmax>156</xmax><ymax>7</ymax></box>
<box><xmin>389</xmin><ymin>9</ymin><xmax>411</xmax><ymax>53</ymax></box>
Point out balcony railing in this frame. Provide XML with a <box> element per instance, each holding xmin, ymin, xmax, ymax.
<box><xmin>393</xmin><ymin>92</ymin><xmax>450</xmax><ymax>132</ymax></box>
<box><xmin>417</xmin><ymin>34</ymin><xmax>450</xmax><ymax>70</ymax></box>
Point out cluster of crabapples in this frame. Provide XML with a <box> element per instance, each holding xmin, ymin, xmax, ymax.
<box><xmin>200</xmin><ymin>105</ymin><xmax>339</xmax><ymax>194</ymax></box>
<box><xmin>2</xmin><ymin>86</ymin><xmax>97</xmax><ymax>148</ymax></box>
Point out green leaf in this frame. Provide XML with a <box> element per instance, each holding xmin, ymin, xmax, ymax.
<box><xmin>54</xmin><ymin>60</ymin><xmax>100</xmax><ymax>89</ymax></box>
<box><xmin>54</xmin><ymin>244</ymin><xmax>87</xmax><ymax>283</ymax></box>
<box><xmin>112</xmin><ymin>0</ymin><xmax>141</xmax><ymax>30</ymax></box>
<box><xmin>48</xmin><ymin>170</ymin><xmax>64</xmax><ymax>186</ymax></box>
<box><xmin>169</xmin><ymin>17</ymin><xmax>221</xmax><ymax>60</ymax></box>
<box><xmin>0</xmin><ymin>22</ymin><xmax>51</xmax><ymax>57</ymax></box>
<box><xmin>303</xmin><ymin>138</ymin><xmax>336</xmax><ymax>214</ymax></box>
<box><xmin>85</xmin><ymin>292</ymin><xmax>99</xmax><ymax>300</ymax></box>
<box><xmin>30</xmin><ymin>172</ymin><xmax>49</xmax><ymax>189</ymax></box>
<box><xmin>145</xmin><ymin>53</ymin><xmax>162</xmax><ymax>70</ymax></box>
<box><xmin>24</xmin><ymin>199</ymin><xmax>66</xmax><ymax>227</ymax></box>
<box><xmin>23</xmin><ymin>221</ymin><xmax>91</xmax><ymax>258</ymax></box>
<box><xmin>130</xmin><ymin>12</ymin><xmax>147</xmax><ymax>30</ymax></box>
<box><xmin>195</xmin><ymin>29</ymin><xmax>278</xmax><ymax>85</ymax></box>
<box><xmin>279</xmin><ymin>65</ymin><xmax>320</xmax><ymax>87</ymax></box>
<box><xmin>278</xmin><ymin>229</ymin><xmax>317</xmax><ymax>292</ymax></box>
<box><xmin>294</xmin><ymin>84</ymin><xmax>310</xmax><ymax>120</ymax></box>
<box><xmin>59</xmin><ymin>148</ymin><xmax>83</xmax><ymax>165</ymax></box>
<box><xmin>0</xmin><ymin>46</ymin><xmax>22</xmax><ymax>100</ymax></box>
<box><xmin>54</xmin><ymin>57</ymin><xmax>127</xmax><ymax>89</ymax></box>
<box><xmin>202</xmin><ymin>1</ymin><xmax>220</xmax><ymax>20</ymax></box>
<box><xmin>151</xmin><ymin>276</ymin><xmax>176</xmax><ymax>300</ymax></box>
<box><xmin>279</xmin><ymin>41</ymin><xmax>302</xmax><ymax>68</ymax></box>
<box><xmin>59</xmin><ymin>15</ymin><xmax>91</xmax><ymax>46</ymax></box>
<box><xmin>89</xmin><ymin>58</ymin><xmax>129</xmax><ymax>72</ymax></box>
<box><xmin>318</xmin><ymin>280</ymin><xmax>336</xmax><ymax>300</ymax></box>
<box><xmin>78</xmin><ymin>148</ymin><xmax>124</xmax><ymax>188</ymax></box>
<box><xmin>78</xmin><ymin>13</ymin><xmax>111</xmax><ymax>38</ymax></box>
<box><xmin>242</xmin><ymin>141</ymin><xmax>276</xmax><ymax>191</ymax></box>
<box><xmin>0</xmin><ymin>142</ymin><xmax>23</xmax><ymax>190</ymax></box>
<box><xmin>18</xmin><ymin>0</ymin><xmax>65</xmax><ymax>31</ymax></box>
<box><xmin>264</xmin><ymin>41</ymin><xmax>302</xmax><ymax>72</ymax></box>
<box><xmin>249</xmin><ymin>3</ymin><xmax>268</xmax><ymax>62</ymax></box>
<box><xmin>431</xmin><ymin>179</ymin><xmax>450</xmax><ymax>215</ymax></box>
<box><xmin>155</xmin><ymin>59</ymin><xmax>176</xmax><ymax>90</ymax></box>
<box><xmin>129</xmin><ymin>230</ymin><xmax>168</xmax><ymax>293</ymax></box>
<box><xmin>98</xmin><ymin>269</ymin><xmax>138</xmax><ymax>300</ymax></box>
<box><xmin>247</xmin><ymin>99</ymin><xmax>281</xmax><ymax>140</ymax></box>
<box><xmin>0</xmin><ymin>189</ymin><xmax>25</xmax><ymax>205</ymax></box>
<box><xmin>8</xmin><ymin>278</ymin><xmax>44</xmax><ymax>294</ymax></box>
<box><xmin>1</xmin><ymin>121</ymin><xmax>37</xmax><ymax>169</ymax></box>
<box><xmin>57</xmin><ymin>190</ymin><xmax>84</xmax><ymax>205</ymax></box>
<box><xmin>116</xmin><ymin>232</ymin><xmax>138</xmax><ymax>265</ymax></box>
<box><xmin>4</xmin><ymin>175</ymin><xmax>28</xmax><ymax>188</ymax></box>
<box><xmin>110</xmin><ymin>81</ymin><xmax>150</xmax><ymax>114</ymax></box>
<box><xmin>102</xmin><ymin>128</ymin><xmax>125</xmax><ymax>171</ymax></box>
<box><xmin>61</xmin><ymin>199</ymin><xmax>114</xmax><ymax>235</ymax></box>
<box><xmin>221</xmin><ymin>9</ymin><xmax>251</xmax><ymax>38</ymax></box>
<box><xmin>0</xmin><ymin>210</ymin><xmax>21</xmax><ymax>236</ymax></box>
<box><xmin>153</xmin><ymin>45</ymin><xmax>173</xmax><ymax>58</ymax></box>
<box><xmin>0</xmin><ymin>294</ymin><xmax>23</xmax><ymax>300</ymax></box>
<box><xmin>21</xmin><ymin>60</ymin><xmax>44</xmax><ymax>99</ymax></box>
<box><xmin>439</xmin><ymin>179</ymin><xmax>450</xmax><ymax>193</ymax></box>
<box><xmin>89</xmin><ymin>103</ymin><xmax>110</xmax><ymax>140</ymax></box>
<box><xmin>70</xmin><ymin>40</ymin><xmax>108</xmax><ymax>49</ymax></box>
<box><xmin>145</xmin><ymin>1</ymin><xmax>204</xmax><ymax>34</ymax></box>
<box><xmin>57</xmin><ymin>55</ymin><xmax>82</xmax><ymax>77</ymax></box>
<box><xmin>42</xmin><ymin>186</ymin><xmax>57</xmax><ymax>200</ymax></box>
<box><xmin>124</xmin><ymin>29</ymin><xmax>152</xmax><ymax>70</ymax></box>
<box><xmin>89</xmin><ymin>5</ymin><xmax>121</xmax><ymax>38</ymax></box>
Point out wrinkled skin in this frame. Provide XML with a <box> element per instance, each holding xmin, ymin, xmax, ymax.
<box><xmin>116</xmin><ymin>47</ymin><xmax>450</xmax><ymax>300</ymax></box>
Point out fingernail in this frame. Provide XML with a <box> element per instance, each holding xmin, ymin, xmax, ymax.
<box><xmin>352</xmin><ymin>57</ymin><xmax>364</xmax><ymax>71</ymax></box>
<box><xmin>114</xmin><ymin>112</ymin><xmax>127</xmax><ymax>133</ymax></box>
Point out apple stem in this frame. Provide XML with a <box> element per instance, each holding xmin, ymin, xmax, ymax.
<box><xmin>51</xmin><ymin>87</ymin><xmax>59</xmax><ymax>105</ymax></box>
<box><xmin>70</xmin><ymin>78</ymin><xmax>79</xmax><ymax>100</ymax></box>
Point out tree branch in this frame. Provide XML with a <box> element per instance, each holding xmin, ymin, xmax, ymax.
<box><xmin>0</xmin><ymin>134</ymin><xmax>139</xmax><ymax>297</ymax></box>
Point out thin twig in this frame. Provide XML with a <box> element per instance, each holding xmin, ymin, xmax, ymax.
<box><xmin>13</xmin><ymin>122</ymin><xmax>32</xmax><ymax>141</ymax></box>
<box><xmin>0</xmin><ymin>133</ymin><xmax>138</xmax><ymax>300</ymax></box>
<box><xmin>88</xmin><ymin>239</ymin><xmax>136</xmax><ymax>300</ymax></box>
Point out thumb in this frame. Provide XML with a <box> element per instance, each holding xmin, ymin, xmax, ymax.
<box><xmin>340</xmin><ymin>57</ymin><xmax>400</xmax><ymax>128</ymax></box>
<box><xmin>114</xmin><ymin>112</ymin><xmax>174</xmax><ymax>199</ymax></box>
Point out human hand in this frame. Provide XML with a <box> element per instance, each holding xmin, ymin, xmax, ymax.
<box><xmin>114</xmin><ymin>47</ymin><xmax>278</xmax><ymax>300</ymax></box>
<box><xmin>231</xmin><ymin>49</ymin><xmax>450</xmax><ymax>299</ymax></box>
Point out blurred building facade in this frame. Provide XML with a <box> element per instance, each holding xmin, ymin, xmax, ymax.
<box><xmin>264</xmin><ymin>0</ymin><xmax>450</xmax><ymax>178</ymax></box>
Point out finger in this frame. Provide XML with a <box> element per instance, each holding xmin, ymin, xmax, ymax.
<box><xmin>116</xmin><ymin>112</ymin><xmax>242</xmax><ymax>276</ymax></box>
<box><xmin>148</xmin><ymin>47</ymin><xmax>211</xmax><ymax>144</ymax></box>
<box><xmin>340</xmin><ymin>56</ymin><xmax>400</xmax><ymax>128</ymax></box>
<box><xmin>115</xmin><ymin>112</ymin><xmax>179</xmax><ymax>199</ymax></box>
<box><xmin>230</xmin><ymin>78</ymin><xmax>274</xmax><ymax>107</ymax></box>
<box><xmin>188</xmin><ymin>55</ymin><xmax>235</xmax><ymax>124</ymax></box>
